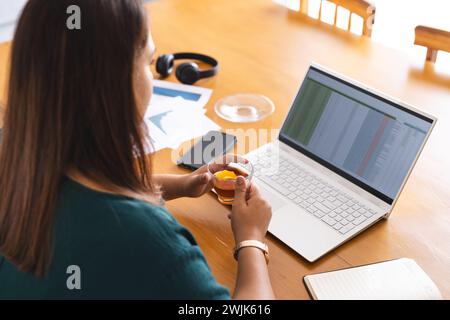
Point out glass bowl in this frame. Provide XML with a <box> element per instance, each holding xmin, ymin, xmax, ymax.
<box><xmin>214</xmin><ymin>93</ymin><xmax>275</xmax><ymax>123</ymax></box>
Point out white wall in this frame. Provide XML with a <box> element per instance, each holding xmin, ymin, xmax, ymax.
<box><xmin>0</xmin><ymin>0</ymin><xmax>155</xmax><ymax>43</ymax></box>
<box><xmin>0</xmin><ymin>0</ymin><xmax>28</xmax><ymax>42</ymax></box>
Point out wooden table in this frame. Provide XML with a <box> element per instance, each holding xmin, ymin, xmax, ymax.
<box><xmin>1</xmin><ymin>0</ymin><xmax>449</xmax><ymax>299</ymax></box>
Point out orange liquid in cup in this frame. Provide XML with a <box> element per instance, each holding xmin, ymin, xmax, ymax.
<box><xmin>213</xmin><ymin>167</ymin><xmax>249</xmax><ymax>205</ymax></box>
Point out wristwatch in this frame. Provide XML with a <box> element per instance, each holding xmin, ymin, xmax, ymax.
<box><xmin>234</xmin><ymin>240</ymin><xmax>269</xmax><ymax>265</ymax></box>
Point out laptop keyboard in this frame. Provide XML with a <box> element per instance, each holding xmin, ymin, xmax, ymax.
<box><xmin>249</xmin><ymin>147</ymin><xmax>379</xmax><ymax>234</ymax></box>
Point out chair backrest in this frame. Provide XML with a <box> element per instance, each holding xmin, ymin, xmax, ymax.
<box><xmin>297</xmin><ymin>0</ymin><xmax>376</xmax><ymax>37</ymax></box>
<box><xmin>414</xmin><ymin>25</ymin><xmax>450</xmax><ymax>63</ymax></box>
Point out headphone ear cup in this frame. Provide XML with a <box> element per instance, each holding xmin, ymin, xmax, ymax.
<box><xmin>156</xmin><ymin>54</ymin><xmax>174</xmax><ymax>77</ymax></box>
<box><xmin>176</xmin><ymin>62</ymin><xmax>200</xmax><ymax>85</ymax></box>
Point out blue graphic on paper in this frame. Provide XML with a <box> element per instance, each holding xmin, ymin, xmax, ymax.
<box><xmin>148</xmin><ymin>110</ymin><xmax>173</xmax><ymax>134</ymax></box>
<box><xmin>153</xmin><ymin>86</ymin><xmax>201</xmax><ymax>102</ymax></box>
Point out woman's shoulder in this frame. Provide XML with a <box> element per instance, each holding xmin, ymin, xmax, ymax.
<box><xmin>106</xmin><ymin>196</ymin><xmax>184</xmax><ymax>243</ymax></box>
<box><xmin>56</xmin><ymin>177</ymin><xmax>189</xmax><ymax>252</ymax></box>
<box><xmin>59</xmin><ymin>176</ymin><xmax>178</xmax><ymax>232</ymax></box>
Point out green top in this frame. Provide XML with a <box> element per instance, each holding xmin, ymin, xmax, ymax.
<box><xmin>0</xmin><ymin>177</ymin><xmax>230</xmax><ymax>299</ymax></box>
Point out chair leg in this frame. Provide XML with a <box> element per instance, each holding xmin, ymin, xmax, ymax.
<box><xmin>362</xmin><ymin>24</ymin><xmax>372</xmax><ymax>37</ymax></box>
<box><xmin>318</xmin><ymin>0</ymin><xmax>322</xmax><ymax>21</ymax></box>
<box><xmin>300</xmin><ymin>0</ymin><xmax>309</xmax><ymax>15</ymax></box>
<box><xmin>426</xmin><ymin>48</ymin><xmax>438</xmax><ymax>62</ymax></box>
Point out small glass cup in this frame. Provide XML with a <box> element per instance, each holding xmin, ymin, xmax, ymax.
<box><xmin>207</xmin><ymin>154</ymin><xmax>254</xmax><ymax>205</ymax></box>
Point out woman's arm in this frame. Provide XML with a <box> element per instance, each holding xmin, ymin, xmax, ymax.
<box><xmin>152</xmin><ymin>174</ymin><xmax>190</xmax><ymax>200</ymax></box>
<box><xmin>153</xmin><ymin>165</ymin><xmax>215</xmax><ymax>200</ymax></box>
<box><xmin>230</xmin><ymin>177</ymin><xmax>275</xmax><ymax>300</ymax></box>
<box><xmin>233</xmin><ymin>247</ymin><xmax>275</xmax><ymax>300</ymax></box>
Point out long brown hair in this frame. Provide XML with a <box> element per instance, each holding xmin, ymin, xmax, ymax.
<box><xmin>0</xmin><ymin>0</ymin><xmax>153</xmax><ymax>276</ymax></box>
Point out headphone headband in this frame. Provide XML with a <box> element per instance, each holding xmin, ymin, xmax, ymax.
<box><xmin>172</xmin><ymin>52</ymin><xmax>219</xmax><ymax>78</ymax></box>
<box><xmin>155</xmin><ymin>52</ymin><xmax>219</xmax><ymax>84</ymax></box>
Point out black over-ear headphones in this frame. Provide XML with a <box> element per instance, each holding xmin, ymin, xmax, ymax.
<box><xmin>155</xmin><ymin>52</ymin><xmax>219</xmax><ymax>85</ymax></box>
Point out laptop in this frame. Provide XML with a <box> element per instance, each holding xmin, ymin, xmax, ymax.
<box><xmin>246</xmin><ymin>64</ymin><xmax>437</xmax><ymax>262</ymax></box>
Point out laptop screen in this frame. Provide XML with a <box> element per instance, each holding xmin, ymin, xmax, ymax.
<box><xmin>279</xmin><ymin>66</ymin><xmax>434</xmax><ymax>204</ymax></box>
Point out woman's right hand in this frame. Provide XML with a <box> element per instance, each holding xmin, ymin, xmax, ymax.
<box><xmin>230</xmin><ymin>176</ymin><xmax>272</xmax><ymax>244</ymax></box>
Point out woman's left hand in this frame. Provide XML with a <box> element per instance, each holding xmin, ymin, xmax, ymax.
<box><xmin>182</xmin><ymin>165</ymin><xmax>214</xmax><ymax>198</ymax></box>
<box><xmin>154</xmin><ymin>158</ymin><xmax>231</xmax><ymax>200</ymax></box>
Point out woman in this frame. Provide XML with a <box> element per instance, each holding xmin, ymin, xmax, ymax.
<box><xmin>0</xmin><ymin>0</ymin><xmax>274</xmax><ymax>299</ymax></box>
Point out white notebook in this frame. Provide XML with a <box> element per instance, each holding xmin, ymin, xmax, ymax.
<box><xmin>304</xmin><ymin>258</ymin><xmax>442</xmax><ymax>300</ymax></box>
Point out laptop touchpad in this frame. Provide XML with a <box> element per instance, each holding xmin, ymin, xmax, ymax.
<box><xmin>254</xmin><ymin>180</ymin><xmax>289</xmax><ymax>211</ymax></box>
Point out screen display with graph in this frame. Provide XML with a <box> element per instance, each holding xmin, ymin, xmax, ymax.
<box><xmin>280</xmin><ymin>67</ymin><xmax>434</xmax><ymax>204</ymax></box>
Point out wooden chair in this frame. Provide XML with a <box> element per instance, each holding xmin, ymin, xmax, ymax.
<box><xmin>414</xmin><ymin>25</ymin><xmax>450</xmax><ymax>63</ymax></box>
<box><xmin>297</xmin><ymin>0</ymin><xmax>376</xmax><ymax>37</ymax></box>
